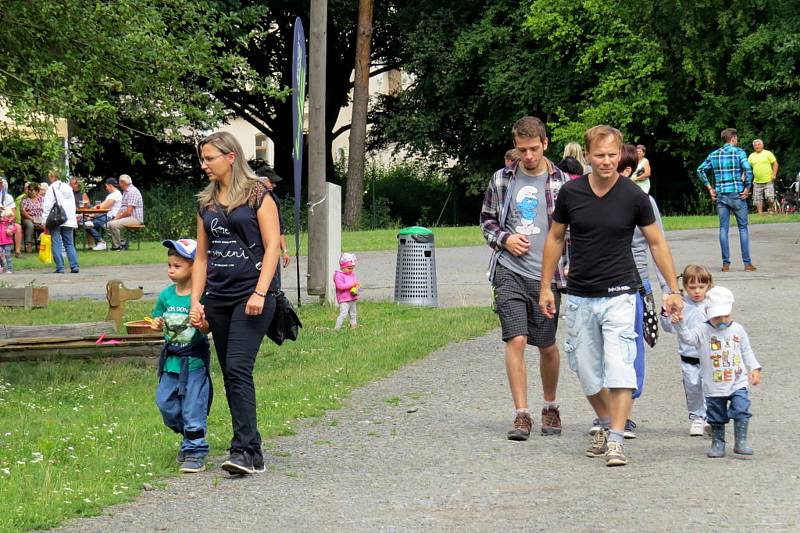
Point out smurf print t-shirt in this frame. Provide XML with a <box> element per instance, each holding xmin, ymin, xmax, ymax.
<box><xmin>497</xmin><ymin>167</ymin><xmax>548</xmax><ymax>280</ymax></box>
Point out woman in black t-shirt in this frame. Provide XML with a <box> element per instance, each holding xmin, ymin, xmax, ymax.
<box><xmin>190</xmin><ymin>131</ymin><xmax>281</xmax><ymax>475</ymax></box>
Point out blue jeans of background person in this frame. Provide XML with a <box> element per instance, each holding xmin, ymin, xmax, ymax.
<box><xmin>705</xmin><ymin>387</ymin><xmax>751</xmax><ymax>425</ymax></box>
<box><xmin>631</xmin><ymin>279</ymin><xmax>651</xmax><ymax>400</ymax></box>
<box><xmin>85</xmin><ymin>214</ymin><xmax>109</xmax><ymax>242</ymax></box>
<box><xmin>203</xmin><ymin>294</ymin><xmax>276</xmax><ymax>460</ymax></box>
<box><xmin>716</xmin><ymin>193</ymin><xmax>751</xmax><ymax>265</ymax></box>
<box><xmin>156</xmin><ymin>368</ymin><xmax>210</xmax><ymax>456</ymax></box>
<box><xmin>50</xmin><ymin>226</ymin><xmax>78</xmax><ymax>272</ymax></box>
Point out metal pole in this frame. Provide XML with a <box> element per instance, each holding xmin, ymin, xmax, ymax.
<box><xmin>307</xmin><ymin>0</ymin><xmax>328</xmax><ymax>296</ymax></box>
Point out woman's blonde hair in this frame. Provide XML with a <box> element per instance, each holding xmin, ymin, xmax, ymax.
<box><xmin>562</xmin><ymin>142</ymin><xmax>588</xmax><ymax>166</ymax></box>
<box><xmin>681</xmin><ymin>264</ymin><xmax>714</xmax><ymax>288</ymax></box>
<box><xmin>196</xmin><ymin>131</ymin><xmax>260</xmax><ymax>211</ymax></box>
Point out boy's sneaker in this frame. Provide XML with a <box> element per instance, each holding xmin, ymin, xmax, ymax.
<box><xmin>176</xmin><ymin>449</ymin><xmax>186</xmax><ymax>463</ymax></box>
<box><xmin>179</xmin><ymin>456</ymin><xmax>206</xmax><ymax>473</ymax></box>
<box><xmin>623</xmin><ymin>419</ymin><xmax>637</xmax><ymax>439</ymax></box>
<box><xmin>540</xmin><ymin>405</ymin><xmax>562</xmax><ymax>436</ymax></box>
<box><xmin>507</xmin><ymin>411</ymin><xmax>532</xmax><ymax>441</ymax></box>
<box><xmin>221</xmin><ymin>450</ymin><xmax>255</xmax><ymax>475</ymax></box>
<box><xmin>605</xmin><ymin>441</ymin><xmax>628</xmax><ymax>466</ymax></box>
<box><xmin>93</xmin><ymin>241</ymin><xmax>107</xmax><ymax>251</ymax></box>
<box><xmin>690</xmin><ymin>418</ymin><xmax>706</xmax><ymax>436</ymax></box>
<box><xmin>586</xmin><ymin>428</ymin><xmax>608</xmax><ymax>457</ymax></box>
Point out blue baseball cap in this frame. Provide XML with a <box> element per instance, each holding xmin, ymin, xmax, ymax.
<box><xmin>162</xmin><ymin>238</ymin><xmax>197</xmax><ymax>260</ymax></box>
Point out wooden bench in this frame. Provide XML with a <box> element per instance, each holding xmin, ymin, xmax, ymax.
<box><xmin>122</xmin><ymin>223</ymin><xmax>146</xmax><ymax>250</ymax></box>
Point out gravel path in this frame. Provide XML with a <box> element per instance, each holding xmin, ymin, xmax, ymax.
<box><xmin>47</xmin><ymin>223</ymin><xmax>800</xmax><ymax>531</ymax></box>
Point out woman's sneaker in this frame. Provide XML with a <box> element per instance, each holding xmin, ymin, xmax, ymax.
<box><xmin>221</xmin><ymin>450</ymin><xmax>255</xmax><ymax>475</ymax></box>
<box><xmin>623</xmin><ymin>419</ymin><xmax>637</xmax><ymax>439</ymax></box>
<box><xmin>690</xmin><ymin>418</ymin><xmax>706</xmax><ymax>436</ymax></box>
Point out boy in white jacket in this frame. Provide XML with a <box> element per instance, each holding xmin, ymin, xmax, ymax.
<box><xmin>673</xmin><ymin>286</ymin><xmax>762</xmax><ymax>458</ymax></box>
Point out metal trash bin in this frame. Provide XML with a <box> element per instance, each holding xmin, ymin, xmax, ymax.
<box><xmin>394</xmin><ymin>226</ymin><xmax>437</xmax><ymax>306</ymax></box>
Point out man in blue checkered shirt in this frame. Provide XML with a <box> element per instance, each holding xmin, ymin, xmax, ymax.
<box><xmin>696</xmin><ymin>128</ymin><xmax>756</xmax><ymax>272</ymax></box>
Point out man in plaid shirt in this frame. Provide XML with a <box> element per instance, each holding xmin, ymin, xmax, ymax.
<box><xmin>480</xmin><ymin>116</ymin><xmax>569</xmax><ymax>441</ymax></box>
<box><xmin>696</xmin><ymin>128</ymin><xmax>756</xmax><ymax>272</ymax></box>
<box><xmin>107</xmin><ymin>174</ymin><xmax>144</xmax><ymax>251</ymax></box>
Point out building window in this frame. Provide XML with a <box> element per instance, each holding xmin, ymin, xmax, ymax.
<box><xmin>255</xmin><ymin>133</ymin><xmax>269</xmax><ymax>161</ymax></box>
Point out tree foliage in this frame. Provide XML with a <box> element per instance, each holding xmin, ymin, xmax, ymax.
<box><xmin>373</xmin><ymin>0</ymin><xmax>800</xmax><ymax>214</ymax></box>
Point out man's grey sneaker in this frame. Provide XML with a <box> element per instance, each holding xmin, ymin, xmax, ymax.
<box><xmin>605</xmin><ymin>441</ymin><xmax>628</xmax><ymax>466</ymax></box>
<box><xmin>586</xmin><ymin>428</ymin><xmax>608</xmax><ymax>457</ymax></box>
<box><xmin>176</xmin><ymin>449</ymin><xmax>186</xmax><ymax>463</ymax></box>
<box><xmin>179</xmin><ymin>456</ymin><xmax>206</xmax><ymax>473</ymax></box>
<box><xmin>623</xmin><ymin>419</ymin><xmax>637</xmax><ymax>439</ymax></box>
<box><xmin>221</xmin><ymin>450</ymin><xmax>256</xmax><ymax>475</ymax></box>
<box><xmin>253</xmin><ymin>453</ymin><xmax>266</xmax><ymax>473</ymax></box>
<box><xmin>507</xmin><ymin>411</ymin><xmax>533</xmax><ymax>441</ymax></box>
<box><xmin>589</xmin><ymin>418</ymin><xmax>607</xmax><ymax>435</ymax></box>
<box><xmin>540</xmin><ymin>405</ymin><xmax>562</xmax><ymax>436</ymax></box>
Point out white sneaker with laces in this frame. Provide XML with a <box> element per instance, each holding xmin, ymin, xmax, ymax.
<box><xmin>690</xmin><ymin>418</ymin><xmax>706</xmax><ymax>436</ymax></box>
<box><xmin>93</xmin><ymin>242</ymin><xmax>107</xmax><ymax>251</ymax></box>
<box><xmin>84</xmin><ymin>221</ymin><xmax>94</xmax><ymax>227</ymax></box>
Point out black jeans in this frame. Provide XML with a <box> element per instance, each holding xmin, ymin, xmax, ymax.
<box><xmin>203</xmin><ymin>295</ymin><xmax>275</xmax><ymax>457</ymax></box>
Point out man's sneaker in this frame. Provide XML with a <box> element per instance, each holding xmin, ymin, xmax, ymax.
<box><xmin>744</xmin><ymin>263</ymin><xmax>757</xmax><ymax>272</ymax></box>
<box><xmin>120</xmin><ymin>239</ymin><xmax>129</xmax><ymax>250</ymax></box>
<box><xmin>84</xmin><ymin>220</ymin><xmax>94</xmax><ymax>228</ymax></box>
<box><xmin>179</xmin><ymin>456</ymin><xmax>206</xmax><ymax>473</ymax></box>
<box><xmin>540</xmin><ymin>405</ymin><xmax>562</xmax><ymax>436</ymax></box>
<box><xmin>690</xmin><ymin>418</ymin><xmax>706</xmax><ymax>437</ymax></box>
<box><xmin>586</xmin><ymin>428</ymin><xmax>608</xmax><ymax>457</ymax></box>
<box><xmin>507</xmin><ymin>411</ymin><xmax>532</xmax><ymax>441</ymax></box>
<box><xmin>605</xmin><ymin>441</ymin><xmax>628</xmax><ymax>466</ymax></box>
<box><xmin>253</xmin><ymin>453</ymin><xmax>266</xmax><ymax>473</ymax></box>
<box><xmin>221</xmin><ymin>450</ymin><xmax>255</xmax><ymax>475</ymax></box>
<box><xmin>589</xmin><ymin>418</ymin><xmax>605</xmax><ymax>436</ymax></box>
<box><xmin>721</xmin><ymin>263</ymin><xmax>730</xmax><ymax>272</ymax></box>
<box><xmin>623</xmin><ymin>419</ymin><xmax>637</xmax><ymax>439</ymax></box>
<box><xmin>93</xmin><ymin>241</ymin><xmax>107</xmax><ymax>251</ymax></box>
<box><xmin>176</xmin><ymin>449</ymin><xmax>186</xmax><ymax>463</ymax></box>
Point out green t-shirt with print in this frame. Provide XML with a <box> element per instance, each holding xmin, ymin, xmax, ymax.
<box><xmin>152</xmin><ymin>284</ymin><xmax>207</xmax><ymax>373</ymax></box>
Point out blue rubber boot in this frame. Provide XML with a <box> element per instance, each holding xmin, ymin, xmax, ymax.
<box><xmin>707</xmin><ymin>424</ymin><xmax>726</xmax><ymax>458</ymax></box>
<box><xmin>733</xmin><ymin>418</ymin><xmax>753</xmax><ymax>455</ymax></box>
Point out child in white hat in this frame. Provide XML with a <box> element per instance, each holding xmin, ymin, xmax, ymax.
<box><xmin>673</xmin><ymin>286</ymin><xmax>762</xmax><ymax>458</ymax></box>
<box><xmin>333</xmin><ymin>252</ymin><xmax>361</xmax><ymax>330</ymax></box>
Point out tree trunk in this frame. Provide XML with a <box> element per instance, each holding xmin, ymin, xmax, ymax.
<box><xmin>343</xmin><ymin>0</ymin><xmax>374</xmax><ymax>229</ymax></box>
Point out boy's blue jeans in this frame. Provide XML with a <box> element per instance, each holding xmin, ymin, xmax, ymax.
<box><xmin>716</xmin><ymin>193</ymin><xmax>752</xmax><ymax>265</ymax></box>
<box><xmin>156</xmin><ymin>368</ymin><xmax>210</xmax><ymax>456</ymax></box>
<box><xmin>705</xmin><ymin>387</ymin><xmax>751</xmax><ymax>425</ymax></box>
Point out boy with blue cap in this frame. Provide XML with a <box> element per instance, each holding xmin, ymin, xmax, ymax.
<box><xmin>150</xmin><ymin>238</ymin><xmax>213</xmax><ymax>473</ymax></box>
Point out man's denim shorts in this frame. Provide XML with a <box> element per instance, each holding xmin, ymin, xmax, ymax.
<box><xmin>563</xmin><ymin>293</ymin><xmax>638</xmax><ymax>395</ymax></box>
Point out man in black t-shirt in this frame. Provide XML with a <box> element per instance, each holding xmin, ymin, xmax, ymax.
<box><xmin>539</xmin><ymin>125</ymin><xmax>684</xmax><ymax>467</ymax></box>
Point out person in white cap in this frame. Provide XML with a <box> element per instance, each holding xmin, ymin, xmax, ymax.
<box><xmin>673</xmin><ymin>285</ymin><xmax>762</xmax><ymax>458</ymax></box>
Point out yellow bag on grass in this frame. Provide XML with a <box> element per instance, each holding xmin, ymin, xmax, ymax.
<box><xmin>38</xmin><ymin>233</ymin><xmax>52</xmax><ymax>264</ymax></box>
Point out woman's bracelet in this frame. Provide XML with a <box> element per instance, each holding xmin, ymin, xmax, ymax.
<box><xmin>253</xmin><ymin>289</ymin><xmax>267</xmax><ymax>297</ymax></box>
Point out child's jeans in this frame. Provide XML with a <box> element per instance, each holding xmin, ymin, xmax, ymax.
<box><xmin>681</xmin><ymin>357</ymin><xmax>706</xmax><ymax>420</ymax></box>
<box><xmin>156</xmin><ymin>368</ymin><xmax>210</xmax><ymax>457</ymax></box>
<box><xmin>706</xmin><ymin>387</ymin><xmax>751</xmax><ymax>425</ymax></box>
<box><xmin>0</xmin><ymin>244</ymin><xmax>12</xmax><ymax>272</ymax></box>
<box><xmin>335</xmin><ymin>301</ymin><xmax>358</xmax><ymax>329</ymax></box>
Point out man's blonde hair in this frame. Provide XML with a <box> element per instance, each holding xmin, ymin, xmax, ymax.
<box><xmin>584</xmin><ymin>125</ymin><xmax>623</xmax><ymax>153</ymax></box>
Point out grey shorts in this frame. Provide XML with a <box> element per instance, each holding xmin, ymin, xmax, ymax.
<box><xmin>753</xmin><ymin>181</ymin><xmax>775</xmax><ymax>202</ymax></box>
<box><xmin>492</xmin><ymin>263</ymin><xmax>560</xmax><ymax>347</ymax></box>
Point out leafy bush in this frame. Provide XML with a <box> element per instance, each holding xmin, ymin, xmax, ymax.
<box><xmin>361</xmin><ymin>162</ymin><xmax>449</xmax><ymax>229</ymax></box>
<box><xmin>141</xmin><ymin>183</ymin><xmax>198</xmax><ymax>240</ymax></box>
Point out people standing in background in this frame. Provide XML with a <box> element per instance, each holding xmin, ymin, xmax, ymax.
<box><xmin>747</xmin><ymin>139</ymin><xmax>779</xmax><ymax>214</ymax></box>
<box><xmin>42</xmin><ymin>171</ymin><xmax>79</xmax><ymax>274</ymax></box>
<box><xmin>562</xmin><ymin>142</ymin><xmax>590</xmax><ymax>174</ymax></box>
<box><xmin>633</xmin><ymin>145</ymin><xmax>651</xmax><ymax>193</ymax></box>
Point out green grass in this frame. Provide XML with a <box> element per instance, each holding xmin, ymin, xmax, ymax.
<box><xmin>12</xmin><ymin>214</ymin><xmax>799</xmax><ymax>271</ymax></box>
<box><xmin>0</xmin><ymin>300</ymin><xmax>495</xmax><ymax>532</ymax></box>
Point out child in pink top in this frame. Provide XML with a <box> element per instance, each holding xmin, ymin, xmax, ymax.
<box><xmin>333</xmin><ymin>252</ymin><xmax>360</xmax><ymax>329</ymax></box>
<box><xmin>0</xmin><ymin>206</ymin><xmax>16</xmax><ymax>273</ymax></box>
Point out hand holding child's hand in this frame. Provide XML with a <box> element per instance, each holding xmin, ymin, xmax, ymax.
<box><xmin>749</xmin><ymin>369</ymin><xmax>761</xmax><ymax>386</ymax></box>
<box><xmin>150</xmin><ymin>317</ymin><xmax>164</xmax><ymax>331</ymax></box>
<box><xmin>189</xmin><ymin>305</ymin><xmax>205</xmax><ymax>328</ymax></box>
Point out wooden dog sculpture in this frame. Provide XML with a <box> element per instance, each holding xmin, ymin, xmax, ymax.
<box><xmin>105</xmin><ymin>280</ymin><xmax>144</xmax><ymax>329</ymax></box>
